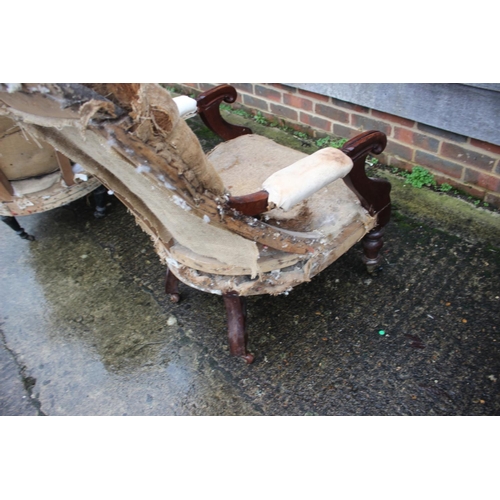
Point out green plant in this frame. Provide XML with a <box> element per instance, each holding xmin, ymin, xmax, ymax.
<box><xmin>294</xmin><ymin>131</ymin><xmax>309</xmax><ymax>140</ymax></box>
<box><xmin>439</xmin><ymin>183</ymin><xmax>453</xmax><ymax>192</ymax></box>
<box><xmin>253</xmin><ymin>112</ymin><xmax>268</xmax><ymax>125</ymax></box>
<box><xmin>404</xmin><ymin>166</ymin><xmax>437</xmax><ymax>189</ymax></box>
<box><xmin>315</xmin><ymin>136</ymin><xmax>347</xmax><ymax>149</ymax></box>
<box><xmin>329</xmin><ymin>138</ymin><xmax>348</xmax><ymax>149</ymax></box>
<box><xmin>366</xmin><ymin>156</ymin><xmax>379</xmax><ymax>167</ymax></box>
<box><xmin>315</xmin><ymin>137</ymin><xmax>330</xmax><ymax>148</ymax></box>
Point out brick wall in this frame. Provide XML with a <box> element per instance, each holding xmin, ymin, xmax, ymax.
<box><xmin>169</xmin><ymin>83</ymin><xmax>500</xmax><ymax>208</ymax></box>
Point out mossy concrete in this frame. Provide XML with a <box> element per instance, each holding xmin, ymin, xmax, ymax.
<box><xmin>376</xmin><ymin>172</ymin><xmax>500</xmax><ymax>248</ymax></box>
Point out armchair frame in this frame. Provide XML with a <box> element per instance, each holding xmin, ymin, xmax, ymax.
<box><xmin>0</xmin><ymin>83</ymin><xmax>391</xmax><ymax>364</ymax></box>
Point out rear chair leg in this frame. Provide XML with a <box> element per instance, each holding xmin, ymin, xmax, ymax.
<box><xmin>93</xmin><ymin>185</ymin><xmax>108</xmax><ymax>219</ymax></box>
<box><xmin>165</xmin><ymin>268</ymin><xmax>180</xmax><ymax>303</ymax></box>
<box><xmin>362</xmin><ymin>227</ymin><xmax>385</xmax><ymax>273</ymax></box>
<box><xmin>223</xmin><ymin>294</ymin><xmax>254</xmax><ymax>364</ymax></box>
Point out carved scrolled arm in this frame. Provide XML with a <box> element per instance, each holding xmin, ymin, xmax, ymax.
<box><xmin>341</xmin><ymin>130</ymin><xmax>387</xmax><ymax>159</ymax></box>
<box><xmin>341</xmin><ymin>130</ymin><xmax>391</xmax><ymax>226</ymax></box>
<box><xmin>196</xmin><ymin>84</ymin><xmax>253</xmax><ymax>141</ymax></box>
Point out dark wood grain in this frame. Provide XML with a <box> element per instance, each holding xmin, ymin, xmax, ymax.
<box><xmin>197</xmin><ymin>85</ymin><xmax>253</xmax><ymax>140</ymax></box>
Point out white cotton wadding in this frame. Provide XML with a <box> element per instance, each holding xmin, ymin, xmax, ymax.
<box><xmin>6</xmin><ymin>83</ymin><xmax>22</xmax><ymax>93</ymax></box>
<box><xmin>166</xmin><ymin>258</ymin><xmax>180</xmax><ymax>268</ymax></box>
<box><xmin>136</xmin><ymin>164</ymin><xmax>151</xmax><ymax>174</ymax></box>
<box><xmin>164</xmin><ymin>181</ymin><xmax>176</xmax><ymax>190</ymax></box>
<box><xmin>173</xmin><ymin>96</ymin><xmax>198</xmax><ymax>119</ymax></box>
<box><xmin>203</xmin><ymin>215</ymin><xmax>210</xmax><ymax>223</ymax></box>
<box><xmin>108</xmin><ymin>190</ymin><xmax>114</xmax><ymax>195</ymax></box>
<box><xmin>74</xmin><ymin>173</ymin><xmax>88</xmax><ymax>182</ymax></box>
<box><xmin>72</xmin><ymin>163</ymin><xmax>85</xmax><ymax>174</ymax></box>
<box><xmin>172</xmin><ymin>195</ymin><xmax>191</xmax><ymax>211</ymax></box>
<box><xmin>36</xmin><ymin>85</ymin><xmax>50</xmax><ymax>94</ymax></box>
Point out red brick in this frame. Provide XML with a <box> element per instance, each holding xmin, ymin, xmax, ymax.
<box><xmin>243</xmin><ymin>94</ymin><xmax>269</xmax><ymax>111</ymax></box>
<box><xmin>315</xmin><ymin>103</ymin><xmax>349</xmax><ymax>123</ymax></box>
<box><xmin>372</xmin><ymin>109</ymin><xmax>415</xmax><ymax>128</ymax></box>
<box><xmin>255</xmin><ymin>85</ymin><xmax>282</xmax><ymax>103</ymax></box>
<box><xmin>333</xmin><ymin>123</ymin><xmax>359</xmax><ymax>139</ymax></box>
<box><xmin>283</xmin><ymin>94</ymin><xmax>313</xmax><ymax>111</ymax></box>
<box><xmin>415</xmin><ymin>151</ymin><xmax>464</xmax><ymax>179</ymax></box>
<box><xmin>300</xmin><ymin>112</ymin><xmax>332</xmax><ymax>132</ymax></box>
<box><xmin>417</xmin><ymin>123</ymin><xmax>467</xmax><ymax>143</ymax></box>
<box><xmin>175</xmin><ymin>83</ymin><xmax>199</xmax><ymax>94</ymax></box>
<box><xmin>269</xmin><ymin>103</ymin><xmax>298</xmax><ymax>121</ymax></box>
<box><xmin>470</xmin><ymin>138</ymin><xmax>500</xmax><ymax>155</ymax></box>
<box><xmin>271</xmin><ymin>83</ymin><xmax>297</xmax><ymax>93</ymax></box>
<box><xmin>441</xmin><ymin>142</ymin><xmax>496</xmax><ymax>171</ymax></box>
<box><xmin>298</xmin><ymin>88</ymin><xmax>330</xmax><ymax>102</ymax></box>
<box><xmin>463</xmin><ymin>169</ymin><xmax>500</xmax><ymax>192</ymax></box>
<box><xmin>384</xmin><ymin>155</ymin><xmax>413</xmax><ymax>172</ymax></box>
<box><xmin>453</xmin><ymin>183</ymin><xmax>485</xmax><ymax>199</ymax></box>
<box><xmin>385</xmin><ymin>139</ymin><xmax>414</xmax><ymax>160</ymax></box>
<box><xmin>331</xmin><ymin>97</ymin><xmax>370</xmax><ymax>114</ymax></box>
<box><xmin>199</xmin><ymin>83</ymin><xmax>217</xmax><ymax>91</ymax></box>
<box><xmin>230</xmin><ymin>83</ymin><xmax>254</xmax><ymax>94</ymax></box>
<box><xmin>484</xmin><ymin>192</ymin><xmax>500</xmax><ymax>208</ymax></box>
<box><xmin>393</xmin><ymin>127</ymin><xmax>440</xmax><ymax>152</ymax></box>
<box><xmin>351</xmin><ymin>114</ymin><xmax>392</xmax><ymax>136</ymax></box>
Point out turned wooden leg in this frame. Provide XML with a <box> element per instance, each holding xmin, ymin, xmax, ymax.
<box><xmin>93</xmin><ymin>185</ymin><xmax>108</xmax><ymax>219</ymax></box>
<box><xmin>1</xmin><ymin>215</ymin><xmax>35</xmax><ymax>240</ymax></box>
<box><xmin>165</xmin><ymin>267</ymin><xmax>180</xmax><ymax>303</ymax></box>
<box><xmin>362</xmin><ymin>227</ymin><xmax>384</xmax><ymax>273</ymax></box>
<box><xmin>223</xmin><ymin>294</ymin><xmax>254</xmax><ymax>364</ymax></box>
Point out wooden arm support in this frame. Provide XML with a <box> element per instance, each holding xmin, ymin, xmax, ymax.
<box><xmin>196</xmin><ymin>84</ymin><xmax>253</xmax><ymax>141</ymax></box>
<box><xmin>341</xmin><ymin>130</ymin><xmax>391</xmax><ymax>227</ymax></box>
<box><xmin>226</xmin><ymin>130</ymin><xmax>391</xmax><ymax>221</ymax></box>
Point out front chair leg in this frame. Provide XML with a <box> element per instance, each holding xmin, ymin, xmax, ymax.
<box><xmin>1</xmin><ymin>215</ymin><xmax>35</xmax><ymax>240</ymax></box>
<box><xmin>223</xmin><ymin>294</ymin><xmax>254</xmax><ymax>364</ymax></box>
<box><xmin>165</xmin><ymin>267</ymin><xmax>181</xmax><ymax>303</ymax></box>
<box><xmin>362</xmin><ymin>227</ymin><xmax>385</xmax><ymax>273</ymax></box>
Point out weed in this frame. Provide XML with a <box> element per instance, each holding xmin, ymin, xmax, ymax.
<box><xmin>366</xmin><ymin>156</ymin><xmax>379</xmax><ymax>167</ymax></box>
<box><xmin>404</xmin><ymin>166</ymin><xmax>437</xmax><ymax>189</ymax></box>
<box><xmin>314</xmin><ymin>136</ymin><xmax>348</xmax><ymax>149</ymax></box>
<box><xmin>294</xmin><ymin>131</ymin><xmax>309</xmax><ymax>140</ymax></box>
<box><xmin>253</xmin><ymin>112</ymin><xmax>268</xmax><ymax>125</ymax></box>
<box><xmin>330</xmin><ymin>138</ymin><xmax>348</xmax><ymax>149</ymax></box>
<box><xmin>233</xmin><ymin>108</ymin><xmax>252</xmax><ymax>118</ymax></box>
<box><xmin>439</xmin><ymin>183</ymin><xmax>453</xmax><ymax>192</ymax></box>
<box><xmin>315</xmin><ymin>137</ymin><xmax>331</xmax><ymax>148</ymax></box>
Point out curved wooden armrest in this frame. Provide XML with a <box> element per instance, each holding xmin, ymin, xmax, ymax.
<box><xmin>227</xmin><ymin>131</ymin><xmax>391</xmax><ymax>222</ymax></box>
<box><xmin>196</xmin><ymin>84</ymin><xmax>253</xmax><ymax>141</ymax></box>
<box><xmin>341</xmin><ymin>130</ymin><xmax>391</xmax><ymax>225</ymax></box>
<box><xmin>228</xmin><ymin>190</ymin><xmax>269</xmax><ymax>216</ymax></box>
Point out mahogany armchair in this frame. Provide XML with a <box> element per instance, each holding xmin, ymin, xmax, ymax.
<box><xmin>0</xmin><ymin>83</ymin><xmax>391</xmax><ymax>363</ymax></box>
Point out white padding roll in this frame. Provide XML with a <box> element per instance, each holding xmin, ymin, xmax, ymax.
<box><xmin>172</xmin><ymin>95</ymin><xmax>198</xmax><ymax>119</ymax></box>
<box><xmin>262</xmin><ymin>147</ymin><xmax>353</xmax><ymax>211</ymax></box>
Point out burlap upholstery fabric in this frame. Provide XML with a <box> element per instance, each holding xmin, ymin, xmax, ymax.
<box><xmin>0</xmin><ymin>116</ymin><xmax>58</xmax><ymax>180</ymax></box>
